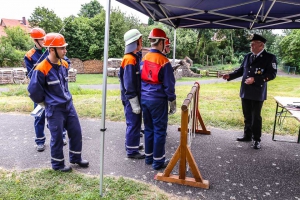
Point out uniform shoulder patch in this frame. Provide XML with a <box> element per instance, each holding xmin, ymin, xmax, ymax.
<box><xmin>272</xmin><ymin>63</ymin><xmax>277</xmax><ymax>69</ymax></box>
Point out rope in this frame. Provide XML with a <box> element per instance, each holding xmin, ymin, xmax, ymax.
<box><xmin>26</xmin><ymin>17</ymin><xmax>74</xmax><ymax>79</ymax></box>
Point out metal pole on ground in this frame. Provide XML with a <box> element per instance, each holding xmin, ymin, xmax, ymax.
<box><xmin>100</xmin><ymin>0</ymin><xmax>111</xmax><ymax>196</ymax></box>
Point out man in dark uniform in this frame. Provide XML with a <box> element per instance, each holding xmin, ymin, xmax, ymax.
<box><xmin>222</xmin><ymin>34</ymin><xmax>277</xmax><ymax>149</ymax></box>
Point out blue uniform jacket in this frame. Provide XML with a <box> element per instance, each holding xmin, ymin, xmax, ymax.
<box><xmin>119</xmin><ymin>53</ymin><xmax>141</xmax><ymax>101</ymax></box>
<box><xmin>27</xmin><ymin>58</ymin><xmax>72</xmax><ymax>106</ymax></box>
<box><xmin>140</xmin><ymin>49</ymin><xmax>176</xmax><ymax>101</ymax></box>
<box><xmin>228</xmin><ymin>50</ymin><xmax>277</xmax><ymax>101</ymax></box>
<box><xmin>24</xmin><ymin>47</ymin><xmax>48</xmax><ymax>78</ymax></box>
<box><xmin>24</xmin><ymin>47</ymin><xmax>71</xmax><ymax>78</ymax></box>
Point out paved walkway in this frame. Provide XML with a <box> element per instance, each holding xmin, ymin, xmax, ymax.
<box><xmin>0</xmin><ymin>113</ymin><xmax>299</xmax><ymax>199</ymax></box>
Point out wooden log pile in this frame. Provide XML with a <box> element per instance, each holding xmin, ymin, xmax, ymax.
<box><xmin>69</xmin><ymin>58</ymin><xmax>84</xmax><ymax>74</ymax></box>
<box><xmin>68</xmin><ymin>68</ymin><xmax>77</xmax><ymax>82</ymax></box>
<box><xmin>13</xmin><ymin>69</ymin><xmax>28</xmax><ymax>84</ymax></box>
<box><xmin>83</xmin><ymin>60</ymin><xmax>103</xmax><ymax>74</ymax></box>
<box><xmin>0</xmin><ymin>70</ymin><xmax>14</xmax><ymax>84</ymax></box>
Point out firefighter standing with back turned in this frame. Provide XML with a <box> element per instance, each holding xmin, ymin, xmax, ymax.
<box><xmin>140</xmin><ymin>28</ymin><xmax>176</xmax><ymax>170</ymax></box>
<box><xmin>119</xmin><ymin>29</ymin><xmax>145</xmax><ymax>159</ymax></box>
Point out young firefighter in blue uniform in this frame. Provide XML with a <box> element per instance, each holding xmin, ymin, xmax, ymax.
<box><xmin>140</xmin><ymin>28</ymin><xmax>176</xmax><ymax>170</ymax></box>
<box><xmin>162</xmin><ymin>37</ymin><xmax>171</xmax><ymax>55</ymax></box>
<box><xmin>27</xmin><ymin>33</ymin><xmax>89</xmax><ymax>172</ymax></box>
<box><xmin>24</xmin><ymin>28</ymin><xmax>48</xmax><ymax>152</ymax></box>
<box><xmin>223</xmin><ymin>34</ymin><xmax>277</xmax><ymax>149</ymax></box>
<box><xmin>119</xmin><ymin>29</ymin><xmax>145</xmax><ymax>159</ymax></box>
<box><xmin>24</xmin><ymin>28</ymin><xmax>68</xmax><ymax>152</ymax></box>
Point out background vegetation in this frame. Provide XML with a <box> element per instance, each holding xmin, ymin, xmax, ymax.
<box><xmin>0</xmin><ymin>0</ymin><xmax>299</xmax><ymax>72</ymax></box>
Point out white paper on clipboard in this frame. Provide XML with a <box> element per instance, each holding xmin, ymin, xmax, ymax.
<box><xmin>30</xmin><ymin>105</ymin><xmax>45</xmax><ymax>117</ymax></box>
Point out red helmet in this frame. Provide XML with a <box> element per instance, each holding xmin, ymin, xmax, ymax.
<box><xmin>148</xmin><ymin>28</ymin><xmax>167</xmax><ymax>40</ymax></box>
<box><xmin>165</xmin><ymin>37</ymin><xmax>171</xmax><ymax>46</ymax></box>
<box><xmin>43</xmin><ymin>33</ymin><xmax>68</xmax><ymax>47</ymax></box>
<box><xmin>30</xmin><ymin>28</ymin><xmax>46</xmax><ymax>39</ymax></box>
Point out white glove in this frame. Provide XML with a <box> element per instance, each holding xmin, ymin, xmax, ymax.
<box><xmin>38</xmin><ymin>102</ymin><xmax>45</xmax><ymax>108</ymax></box>
<box><xmin>129</xmin><ymin>96</ymin><xmax>141</xmax><ymax>114</ymax></box>
<box><xmin>168</xmin><ymin>100</ymin><xmax>176</xmax><ymax>115</ymax></box>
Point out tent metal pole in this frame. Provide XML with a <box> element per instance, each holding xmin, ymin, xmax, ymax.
<box><xmin>100</xmin><ymin>0</ymin><xmax>111</xmax><ymax>196</ymax></box>
<box><xmin>172</xmin><ymin>28</ymin><xmax>176</xmax><ymax>66</ymax></box>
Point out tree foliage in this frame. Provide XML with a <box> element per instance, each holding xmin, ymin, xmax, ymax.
<box><xmin>0</xmin><ymin>0</ymin><xmax>289</xmax><ymax>69</ymax></box>
<box><xmin>78</xmin><ymin>0</ymin><xmax>103</xmax><ymax>18</ymax></box>
<box><xmin>279</xmin><ymin>30</ymin><xmax>300</xmax><ymax>71</ymax></box>
<box><xmin>0</xmin><ymin>27</ymin><xmax>31</xmax><ymax>67</ymax></box>
<box><xmin>28</xmin><ymin>7</ymin><xmax>63</xmax><ymax>33</ymax></box>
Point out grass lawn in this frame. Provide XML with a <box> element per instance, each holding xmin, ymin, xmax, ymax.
<box><xmin>69</xmin><ymin>74</ymin><xmax>214</xmax><ymax>85</ymax></box>
<box><xmin>0</xmin><ymin>169</ymin><xmax>174</xmax><ymax>200</ymax></box>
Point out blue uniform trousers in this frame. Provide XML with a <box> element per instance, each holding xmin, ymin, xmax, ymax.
<box><xmin>141</xmin><ymin>99</ymin><xmax>168</xmax><ymax>169</ymax></box>
<box><xmin>33</xmin><ymin>103</ymin><xmax>66</xmax><ymax>145</ymax></box>
<box><xmin>33</xmin><ymin>103</ymin><xmax>46</xmax><ymax>145</ymax></box>
<box><xmin>46</xmin><ymin>102</ymin><xmax>82</xmax><ymax>169</ymax></box>
<box><xmin>122</xmin><ymin>100</ymin><xmax>142</xmax><ymax>155</ymax></box>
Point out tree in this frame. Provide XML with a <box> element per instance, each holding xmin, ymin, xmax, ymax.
<box><xmin>148</xmin><ymin>18</ymin><xmax>154</xmax><ymax>26</ymax></box>
<box><xmin>63</xmin><ymin>16</ymin><xmax>97</xmax><ymax>60</ymax></box>
<box><xmin>279</xmin><ymin>30</ymin><xmax>300</xmax><ymax>71</ymax></box>
<box><xmin>28</xmin><ymin>7</ymin><xmax>63</xmax><ymax>33</ymax></box>
<box><xmin>0</xmin><ymin>42</ymin><xmax>25</xmax><ymax>67</ymax></box>
<box><xmin>0</xmin><ymin>27</ymin><xmax>31</xmax><ymax>67</ymax></box>
<box><xmin>78</xmin><ymin>0</ymin><xmax>103</xmax><ymax>18</ymax></box>
<box><xmin>0</xmin><ymin>26</ymin><xmax>32</xmax><ymax>51</ymax></box>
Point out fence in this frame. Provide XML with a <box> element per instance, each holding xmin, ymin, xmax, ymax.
<box><xmin>283</xmin><ymin>66</ymin><xmax>296</xmax><ymax>75</ymax></box>
<box><xmin>206</xmin><ymin>69</ymin><xmax>232</xmax><ymax>77</ymax></box>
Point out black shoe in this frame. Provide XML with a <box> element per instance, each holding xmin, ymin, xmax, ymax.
<box><xmin>54</xmin><ymin>166</ymin><xmax>72</xmax><ymax>172</ymax></box>
<box><xmin>154</xmin><ymin>159</ymin><xmax>170</xmax><ymax>170</ymax></box>
<box><xmin>70</xmin><ymin>160</ymin><xmax>89</xmax><ymax>167</ymax></box>
<box><xmin>36</xmin><ymin>144</ymin><xmax>45</xmax><ymax>152</ymax></box>
<box><xmin>139</xmin><ymin>143</ymin><xmax>144</xmax><ymax>150</ymax></box>
<box><xmin>236</xmin><ymin>136</ymin><xmax>252</xmax><ymax>142</ymax></box>
<box><xmin>252</xmin><ymin>141</ymin><xmax>261</xmax><ymax>149</ymax></box>
<box><xmin>127</xmin><ymin>152</ymin><xmax>145</xmax><ymax>159</ymax></box>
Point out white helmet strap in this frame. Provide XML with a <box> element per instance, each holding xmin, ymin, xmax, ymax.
<box><xmin>150</xmin><ymin>38</ymin><xmax>160</xmax><ymax>46</ymax></box>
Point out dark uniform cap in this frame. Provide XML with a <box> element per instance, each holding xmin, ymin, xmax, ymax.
<box><xmin>250</xmin><ymin>34</ymin><xmax>267</xmax><ymax>43</ymax></box>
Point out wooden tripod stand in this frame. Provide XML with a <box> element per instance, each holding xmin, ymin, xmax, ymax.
<box><xmin>155</xmin><ymin>82</ymin><xmax>210</xmax><ymax>189</ymax></box>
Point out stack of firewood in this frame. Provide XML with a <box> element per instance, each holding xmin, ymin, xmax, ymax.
<box><xmin>68</xmin><ymin>68</ymin><xmax>77</xmax><ymax>82</ymax></box>
<box><xmin>107</xmin><ymin>68</ymin><xmax>116</xmax><ymax>77</ymax></box>
<box><xmin>0</xmin><ymin>70</ymin><xmax>14</xmax><ymax>84</ymax></box>
<box><xmin>13</xmin><ymin>69</ymin><xmax>27</xmax><ymax>84</ymax></box>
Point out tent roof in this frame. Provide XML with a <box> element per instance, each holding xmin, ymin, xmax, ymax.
<box><xmin>116</xmin><ymin>0</ymin><xmax>300</xmax><ymax>29</ymax></box>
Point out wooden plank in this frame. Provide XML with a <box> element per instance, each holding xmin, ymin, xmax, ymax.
<box><xmin>155</xmin><ymin>173</ymin><xmax>209</xmax><ymax>189</ymax></box>
<box><xmin>162</xmin><ymin>147</ymin><xmax>180</xmax><ymax>177</ymax></box>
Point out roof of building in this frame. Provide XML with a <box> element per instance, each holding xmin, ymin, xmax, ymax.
<box><xmin>0</xmin><ymin>18</ymin><xmax>31</xmax><ymax>37</ymax></box>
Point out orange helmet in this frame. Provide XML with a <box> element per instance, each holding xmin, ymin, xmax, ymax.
<box><xmin>43</xmin><ymin>33</ymin><xmax>68</xmax><ymax>47</ymax></box>
<box><xmin>165</xmin><ymin>37</ymin><xmax>171</xmax><ymax>46</ymax></box>
<box><xmin>30</xmin><ymin>28</ymin><xmax>46</xmax><ymax>39</ymax></box>
<box><xmin>148</xmin><ymin>28</ymin><xmax>167</xmax><ymax>40</ymax></box>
